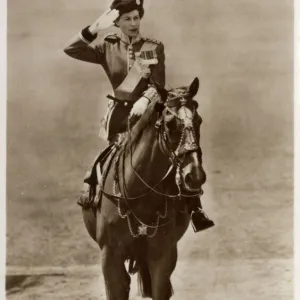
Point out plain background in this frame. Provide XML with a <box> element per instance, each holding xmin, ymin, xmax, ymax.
<box><xmin>2</xmin><ymin>0</ymin><xmax>299</xmax><ymax>299</ymax></box>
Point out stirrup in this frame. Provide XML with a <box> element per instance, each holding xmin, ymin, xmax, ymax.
<box><xmin>191</xmin><ymin>209</ymin><xmax>215</xmax><ymax>233</ymax></box>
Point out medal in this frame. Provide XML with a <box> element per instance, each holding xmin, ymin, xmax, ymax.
<box><xmin>138</xmin><ymin>224</ymin><xmax>148</xmax><ymax>236</ymax></box>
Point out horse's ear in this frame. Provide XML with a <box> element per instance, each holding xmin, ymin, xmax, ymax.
<box><xmin>188</xmin><ymin>77</ymin><xmax>200</xmax><ymax>98</ymax></box>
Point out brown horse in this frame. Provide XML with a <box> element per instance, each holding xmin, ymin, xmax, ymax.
<box><xmin>82</xmin><ymin>77</ymin><xmax>206</xmax><ymax>300</ymax></box>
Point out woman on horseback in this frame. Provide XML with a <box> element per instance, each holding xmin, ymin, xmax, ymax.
<box><xmin>64</xmin><ymin>0</ymin><xmax>213</xmax><ymax>232</ymax></box>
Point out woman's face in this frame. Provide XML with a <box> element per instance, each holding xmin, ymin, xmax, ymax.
<box><xmin>116</xmin><ymin>10</ymin><xmax>141</xmax><ymax>37</ymax></box>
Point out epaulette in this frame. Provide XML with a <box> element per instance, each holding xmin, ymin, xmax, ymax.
<box><xmin>144</xmin><ymin>37</ymin><xmax>161</xmax><ymax>45</ymax></box>
<box><xmin>104</xmin><ymin>33</ymin><xmax>120</xmax><ymax>43</ymax></box>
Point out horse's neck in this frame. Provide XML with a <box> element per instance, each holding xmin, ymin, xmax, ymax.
<box><xmin>121</xmin><ymin>125</ymin><xmax>170</xmax><ymax>195</ymax></box>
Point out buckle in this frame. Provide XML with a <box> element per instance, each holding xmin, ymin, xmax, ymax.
<box><xmin>155</xmin><ymin>119</ymin><xmax>163</xmax><ymax>129</ymax></box>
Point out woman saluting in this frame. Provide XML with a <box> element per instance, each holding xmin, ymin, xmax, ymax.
<box><xmin>64</xmin><ymin>0</ymin><xmax>164</xmax><ymax>142</ymax></box>
<box><xmin>64</xmin><ymin>0</ymin><xmax>214</xmax><ymax>232</ymax></box>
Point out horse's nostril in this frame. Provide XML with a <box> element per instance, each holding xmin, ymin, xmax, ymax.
<box><xmin>182</xmin><ymin>161</ymin><xmax>205</xmax><ymax>191</ymax></box>
<box><xmin>184</xmin><ymin>172</ymin><xmax>201</xmax><ymax>191</ymax></box>
<box><xmin>185</xmin><ymin>173</ymin><xmax>194</xmax><ymax>187</ymax></box>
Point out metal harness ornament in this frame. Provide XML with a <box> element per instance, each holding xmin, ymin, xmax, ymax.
<box><xmin>101</xmin><ymin>91</ymin><xmax>203</xmax><ymax>238</ymax></box>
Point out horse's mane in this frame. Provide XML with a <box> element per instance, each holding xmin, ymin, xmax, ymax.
<box><xmin>122</xmin><ymin>98</ymin><xmax>160</xmax><ymax>151</ymax></box>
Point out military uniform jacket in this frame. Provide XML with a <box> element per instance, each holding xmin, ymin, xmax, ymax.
<box><xmin>64</xmin><ymin>27</ymin><xmax>166</xmax><ymax>140</ymax></box>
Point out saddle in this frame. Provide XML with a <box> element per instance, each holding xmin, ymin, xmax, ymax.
<box><xmin>78</xmin><ymin>142</ymin><xmax>119</xmax><ymax>209</ymax></box>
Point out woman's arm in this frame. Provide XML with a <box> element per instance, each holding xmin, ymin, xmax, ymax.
<box><xmin>63</xmin><ymin>9</ymin><xmax>119</xmax><ymax>64</ymax></box>
<box><xmin>63</xmin><ymin>27</ymin><xmax>104</xmax><ymax>64</ymax></box>
<box><xmin>130</xmin><ymin>43</ymin><xmax>166</xmax><ymax>117</ymax></box>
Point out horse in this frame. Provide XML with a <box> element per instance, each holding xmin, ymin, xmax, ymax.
<box><xmin>82</xmin><ymin>77</ymin><xmax>206</xmax><ymax>300</ymax></box>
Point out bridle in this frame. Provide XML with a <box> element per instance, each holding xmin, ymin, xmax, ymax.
<box><xmin>97</xmin><ymin>90</ymin><xmax>205</xmax><ymax>237</ymax></box>
<box><xmin>97</xmin><ymin>91</ymin><xmax>204</xmax><ymax>201</ymax></box>
<box><xmin>116</xmin><ymin>90</ymin><xmax>204</xmax><ymax>200</ymax></box>
<box><xmin>156</xmin><ymin>93</ymin><xmax>202</xmax><ymax>194</ymax></box>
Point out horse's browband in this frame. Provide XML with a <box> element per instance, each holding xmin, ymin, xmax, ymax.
<box><xmin>166</xmin><ymin>90</ymin><xmax>191</xmax><ymax>107</ymax></box>
<box><xmin>167</xmin><ymin>98</ymin><xmax>187</xmax><ymax>107</ymax></box>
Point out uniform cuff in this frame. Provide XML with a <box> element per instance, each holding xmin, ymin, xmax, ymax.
<box><xmin>143</xmin><ymin>86</ymin><xmax>161</xmax><ymax>102</ymax></box>
<box><xmin>80</xmin><ymin>26</ymin><xmax>98</xmax><ymax>43</ymax></box>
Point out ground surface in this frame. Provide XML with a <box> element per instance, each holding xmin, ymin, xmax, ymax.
<box><xmin>6</xmin><ymin>0</ymin><xmax>293</xmax><ymax>299</ymax></box>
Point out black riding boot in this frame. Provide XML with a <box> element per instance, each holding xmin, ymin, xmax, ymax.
<box><xmin>187</xmin><ymin>196</ymin><xmax>215</xmax><ymax>232</ymax></box>
<box><xmin>78</xmin><ymin>134</ymin><xmax>124</xmax><ymax>208</ymax></box>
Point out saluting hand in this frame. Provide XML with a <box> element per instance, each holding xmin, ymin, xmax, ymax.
<box><xmin>89</xmin><ymin>9</ymin><xmax>119</xmax><ymax>34</ymax></box>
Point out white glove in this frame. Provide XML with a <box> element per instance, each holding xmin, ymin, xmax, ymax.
<box><xmin>89</xmin><ymin>9</ymin><xmax>119</xmax><ymax>34</ymax></box>
<box><xmin>130</xmin><ymin>97</ymin><xmax>150</xmax><ymax>117</ymax></box>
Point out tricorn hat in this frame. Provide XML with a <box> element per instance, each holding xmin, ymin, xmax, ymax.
<box><xmin>110</xmin><ymin>0</ymin><xmax>144</xmax><ymax>16</ymax></box>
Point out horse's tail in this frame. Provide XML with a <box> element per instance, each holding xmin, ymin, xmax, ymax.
<box><xmin>137</xmin><ymin>259</ymin><xmax>152</xmax><ymax>298</ymax></box>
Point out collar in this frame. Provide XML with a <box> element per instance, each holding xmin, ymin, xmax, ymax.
<box><xmin>119</xmin><ymin>31</ymin><xmax>143</xmax><ymax>45</ymax></box>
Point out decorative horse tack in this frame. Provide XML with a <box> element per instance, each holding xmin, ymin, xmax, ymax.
<box><xmin>81</xmin><ymin>78</ymin><xmax>206</xmax><ymax>300</ymax></box>
<box><xmin>163</xmin><ymin>103</ymin><xmax>198</xmax><ymax>197</ymax></box>
<box><xmin>138</xmin><ymin>224</ymin><xmax>148</xmax><ymax>236</ymax></box>
<box><xmin>114</xmin><ymin>170</ymin><xmax>168</xmax><ymax>238</ymax></box>
<box><xmin>91</xmin><ymin>86</ymin><xmax>202</xmax><ymax>238</ymax></box>
<box><xmin>106</xmin><ymin>90</ymin><xmax>201</xmax><ymax>238</ymax></box>
<box><xmin>111</xmin><ymin>147</ymin><xmax>169</xmax><ymax>238</ymax></box>
<box><xmin>163</xmin><ymin>96</ymin><xmax>199</xmax><ymax>158</ymax></box>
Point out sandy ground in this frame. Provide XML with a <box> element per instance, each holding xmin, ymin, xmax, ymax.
<box><xmin>6</xmin><ymin>257</ymin><xmax>292</xmax><ymax>300</ymax></box>
<box><xmin>6</xmin><ymin>226</ymin><xmax>293</xmax><ymax>299</ymax></box>
<box><xmin>6</xmin><ymin>0</ymin><xmax>293</xmax><ymax>299</ymax></box>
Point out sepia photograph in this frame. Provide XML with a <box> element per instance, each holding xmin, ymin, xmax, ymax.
<box><xmin>4</xmin><ymin>0</ymin><xmax>295</xmax><ymax>299</ymax></box>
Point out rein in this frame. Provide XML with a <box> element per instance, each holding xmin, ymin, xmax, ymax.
<box><xmin>96</xmin><ymin>141</ymin><xmax>176</xmax><ymax>202</ymax></box>
<box><xmin>128</xmin><ymin>124</ymin><xmax>203</xmax><ymax>199</ymax></box>
<box><xmin>96</xmin><ymin>91</ymin><xmax>204</xmax><ymax>237</ymax></box>
<box><xmin>125</xmin><ymin>96</ymin><xmax>203</xmax><ymax>199</ymax></box>
<box><xmin>97</xmin><ymin>98</ymin><xmax>203</xmax><ymax>202</ymax></box>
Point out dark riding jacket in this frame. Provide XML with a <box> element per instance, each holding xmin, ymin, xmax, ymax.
<box><xmin>64</xmin><ymin>27</ymin><xmax>166</xmax><ymax>140</ymax></box>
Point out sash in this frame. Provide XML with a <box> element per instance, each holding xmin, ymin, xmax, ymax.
<box><xmin>114</xmin><ymin>40</ymin><xmax>159</xmax><ymax>101</ymax></box>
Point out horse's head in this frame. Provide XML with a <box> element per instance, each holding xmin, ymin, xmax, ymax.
<box><xmin>159</xmin><ymin>77</ymin><xmax>206</xmax><ymax>193</ymax></box>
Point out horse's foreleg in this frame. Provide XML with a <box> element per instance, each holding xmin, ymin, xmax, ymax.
<box><xmin>148</xmin><ymin>245</ymin><xmax>178</xmax><ymax>300</ymax></box>
<box><xmin>101</xmin><ymin>245</ymin><xmax>131</xmax><ymax>300</ymax></box>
